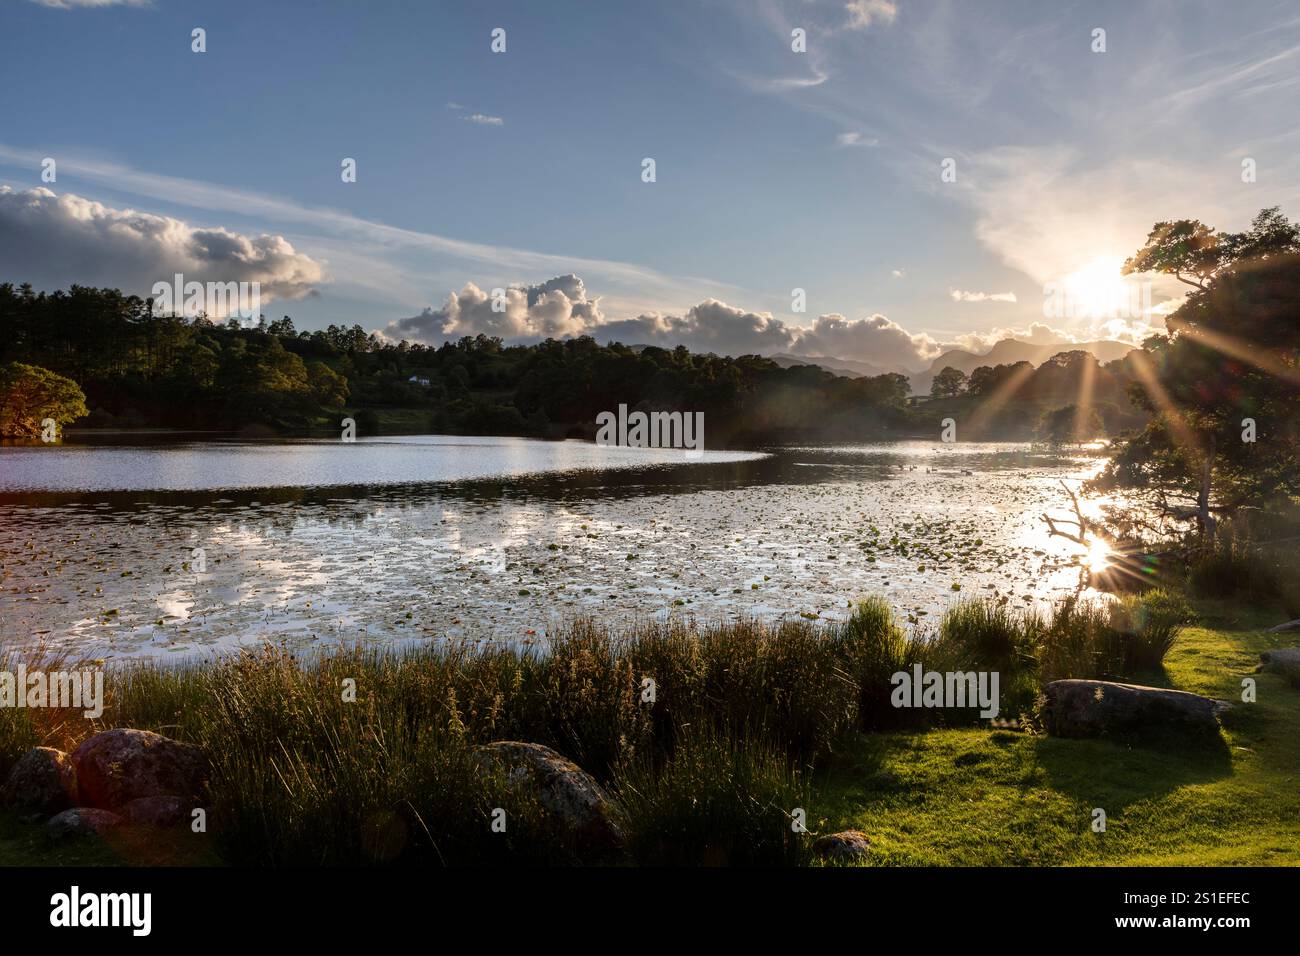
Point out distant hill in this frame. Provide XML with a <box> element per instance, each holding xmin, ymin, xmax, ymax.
<box><xmin>911</xmin><ymin>339</ymin><xmax>1137</xmax><ymax>394</ymax></box>
<box><xmin>766</xmin><ymin>353</ymin><xmax>904</xmax><ymax>379</ymax></box>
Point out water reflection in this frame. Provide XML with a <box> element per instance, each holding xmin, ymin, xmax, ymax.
<box><xmin>0</xmin><ymin>437</ymin><xmax>1116</xmax><ymax>660</ymax></box>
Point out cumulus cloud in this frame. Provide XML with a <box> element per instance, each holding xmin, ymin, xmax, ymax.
<box><xmin>383</xmin><ymin>274</ymin><xmax>942</xmax><ymax>370</ymax></box>
<box><xmin>946</xmin><ymin>316</ymin><xmax>1166</xmax><ymax>352</ymax></box>
<box><xmin>383</xmin><ymin>275</ymin><xmax>603</xmax><ymax>344</ymax></box>
<box><xmin>950</xmin><ymin>289</ymin><xmax>1017</xmax><ymax>303</ymax></box>
<box><xmin>0</xmin><ymin>186</ymin><xmax>325</xmax><ymax>302</ymax></box>
<box><xmin>844</xmin><ymin>0</ymin><xmax>898</xmax><ymax>32</ymax></box>
<box><xmin>949</xmin><ymin>322</ymin><xmax>1071</xmax><ymax>353</ymax></box>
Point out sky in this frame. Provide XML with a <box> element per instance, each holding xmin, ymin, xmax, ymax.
<box><xmin>2</xmin><ymin>0</ymin><xmax>1299</xmax><ymax>371</ymax></box>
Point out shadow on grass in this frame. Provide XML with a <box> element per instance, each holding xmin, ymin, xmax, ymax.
<box><xmin>0</xmin><ymin>810</ymin><xmax>218</xmax><ymax>867</ymax></box>
<box><xmin>1031</xmin><ymin>726</ymin><xmax>1233</xmax><ymax>813</ymax></box>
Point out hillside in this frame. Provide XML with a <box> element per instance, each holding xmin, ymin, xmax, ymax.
<box><xmin>911</xmin><ymin>338</ymin><xmax>1137</xmax><ymax>394</ymax></box>
<box><xmin>766</xmin><ymin>353</ymin><xmax>905</xmax><ymax>378</ymax></box>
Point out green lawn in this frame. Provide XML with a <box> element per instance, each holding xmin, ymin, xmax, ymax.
<box><xmin>812</xmin><ymin>600</ymin><xmax>1300</xmax><ymax>865</ymax></box>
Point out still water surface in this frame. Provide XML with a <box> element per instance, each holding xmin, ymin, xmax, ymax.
<box><xmin>0</xmin><ymin>435</ymin><xmax>1112</xmax><ymax>660</ymax></box>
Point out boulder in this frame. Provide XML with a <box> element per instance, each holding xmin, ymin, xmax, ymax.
<box><xmin>121</xmin><ymin>795</ymin><xmax>190</xmax><ymax>828</ymax></box>
<box><xmin>71</xmin><ymin>729</ymin><xmax>206</xmax><ymax>810</ymax></box>
<box><xmin>1041</xmin><ymin>679</ymin><xmax>1224</xmax><ymax>738</ymax></box>
<box><xmin>473</xmin><ymin>741</ymin><xmax>623</xmax><ymax>854</ymax></box>
<box><xmin>813</xmin><ymin>830</ymin><xmax>871</xmax><ymax>863</ymax></box>
<box><xmin>1266</xmin><ymin>620</ymin><xmax>1300</xmax><ymax>633</ymax></box>
<box><xmin>1259</xmin><ymin>648</ymin><xmax>1300</xmax><ymax>684</ymax></box>
<box><xmin>2</xmin><ymin>747</ymin><xmax>78</xmax><ymax>816</ymax></box>
<box><xmin>47</xmin><ymin>807</ymin><xmax>124</xmax><ymax>840</ymax></box>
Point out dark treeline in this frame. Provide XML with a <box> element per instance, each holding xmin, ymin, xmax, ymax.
<box><xmin>1</xmin><ymin>280</ymin><xmax>1132</xmax><ymax>444</ymax></box>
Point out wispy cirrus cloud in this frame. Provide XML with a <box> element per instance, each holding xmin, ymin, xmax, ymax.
<box><xmin>446</xmin><ymin>103</ymin><xmax>504</xmax><ymax>126</ymax></box>
<box><xmin>30</xmin><ymin>0</ymin><xmax>149</xmax><ymax>8</ymax></box>
<box><xmin>0</xmin><ymin>142</ymin><xmax>741</xmax><ymax>318</ymax></box>
<box><xmin>836</xmin><ymin>131</ymin><xmax>877</xmax><ymax>147</ymax></box>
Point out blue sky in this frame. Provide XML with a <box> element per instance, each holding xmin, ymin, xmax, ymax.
<box><xmin>2</xmin><ymin>0</ymin><xmax>1299</xmax><ymax>369</ymax></box>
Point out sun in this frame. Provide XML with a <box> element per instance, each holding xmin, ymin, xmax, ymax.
<box><xmin>1062</xmin><ymin>256</ymin><xmax>1137</xmax><ymax>321</ymax></box>
<box><xmin>1085</xmin><ymin>538</ymin><xmax>1112</xmax><ymax>571</ymax></box>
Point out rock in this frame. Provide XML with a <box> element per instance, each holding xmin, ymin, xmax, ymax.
<box><xmin>71</xmin><ymin>729</ymin><xmax>207</xmax><ymax>810</ymax></box>
<box><xmin>121</xmin><ymin>795</ymin><xmax>190</xmax><ymax>828</ymax></box>
<box><xmin>47</xmin><ymin>807</ymin><xmax>124</xmax><ymax>840</ymax></box>
<box><xmin>1266</xmin><ymin>620</ymin><xmax>1300</xmax><ymax>633</ymax></box>
<box><xmin>473</xmin><ymin>741</ymin><xmax>623</xmax><ymax>854</ymax></box>
<box><xmin>1041</xmin><ymin>679</ymin><xmax>1224</xmax><ymax>738</ymax></box>
<box><xmin>813</xmin><ymin>830</ymin><xmax>871</xmax><ymax>863</ymax></box>
<box><xmin>1259</xmin><ymin>648</ymin><xmax>1300</xmax><ymax>683</ymax></box>
<box><xmin>2</xmin><ymin>747</ymin><xmax>78</xmax><ymax>815</ymax></box>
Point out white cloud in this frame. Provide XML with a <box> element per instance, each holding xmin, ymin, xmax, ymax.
<box><xmin>949</xmin><ymin>289</ymin><xmax>1017</xmax><ymax>303</ymax></box>
<box><xmin>384</xmin><ymin>275</ymin><xmax>602</xmax><ymax>343</ymax></box>
<box><xmin>844</xmin><ymin>0</ymin><xmax>898</xmax><ymax>32</ymax></box>
<box><xmin>31</xmin><ymin>0</ymin><xmax>149</xmax><ymax>8</ymax></box>
<box><xmin>949</xmin><ymin>322</ymin><xmax>1070</xmax><ymax>353</ymax></box>
<box><xmin>891</xmin><ymin>269</ymin><xmax>905</xmax><ymax>278</ymax></box>
<box><xmin>447</xmin><ymin>103</ymin><xmax>503</xmax><ymax>125</ymax></box>
<box><xmin>836</xmin><ymin>131</ymin><xmax>877</xmax><ymax>147</ymax></box>
<box><xmin>382</xmin><ymin>274</ymin><xmax>941</xmax><ymax>370</ymax></box>
<box><xmin>0</xmin><ymin>186</ymin><xmax>325</xmax><ymax>302</ymax></box>
<box><xmin>0</xmin><ymin>143</ymin><xmax>738</xmax><ymax>317</ymax></box>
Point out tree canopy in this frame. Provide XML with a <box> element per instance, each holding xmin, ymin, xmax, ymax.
<box><xmin>1095</xmin><ymin>207</ymin><xmax>1300</xmax><ymax>538</ymax></box>
<box><xmin>0</xmin><ymin>361</ymin><xmax>88</xmax><ymax>438</ymax></box>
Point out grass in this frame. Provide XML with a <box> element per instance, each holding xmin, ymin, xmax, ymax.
<box><xmin>812</xmin><ymin>598</ymin><xmax>1300</xmax><ymax>865</ymax></box>
<box><xmin>2</xmin><ymin>591</ymin><xmax>1295</xmax><ymax>866</ymax></box>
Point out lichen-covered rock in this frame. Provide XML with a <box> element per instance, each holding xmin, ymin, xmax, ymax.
<box><xmin>121</xmin><ymin>794</ymin><xmax>190</xmax><ymax>828</ymax></box>
<box><xmin>47</xmin><ymin>807</ymin><xmax>124</xmax><ymax>840</ymax></box>
<box><xmin>71</xmin><ymin>729</ymin><xmax>207</xmax><ymax>810</ymax></box>
<box><xmin>814</xmin><ymin>830</ymin><xmax>871</xmax><ymax>863</ymax></box>
<box><xmin>1041</xmin><ymin>679</ymin><xmax>1223</xmax><ymax>738</ymax></box>
<box><xmin>473</xmin><ymin>741</ymin><xmax>623</xmax><ymax>855</ymax></box>
<box><xmin>2</xmin><ymin>747</ymin><xmax>78</xmax><ymax>816</ymax></box>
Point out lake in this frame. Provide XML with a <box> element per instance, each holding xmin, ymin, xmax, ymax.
<box><xmin>0</xmin><ymin>435</ymin><xmax>1115</xmax><ymax>660</ymax></box>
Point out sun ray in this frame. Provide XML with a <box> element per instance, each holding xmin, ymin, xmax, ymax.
<box><xmin>966</xmin><ymin>360</ymin><xmax>1039</xmax><ymax>435</ymax></box>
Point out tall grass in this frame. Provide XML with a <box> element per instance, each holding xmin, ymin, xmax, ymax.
<box><xmin>1109</xmin><ymin>589</ymin><xmax>1194</xmax><ymax>671</ymax></box>
<box><xmin>1</xmin><ymin>589</ymin><xmax>1197</xmax><ymax>865</ymax></box>
<box><xmin>612</xmin><ymin>728</ymin><xmax>810</xmax><ymax>866</ymax></box>
<box><xmin>1187</xmin><ymin>535</ymin><xmax>1276</xmax><ymax>599</ymax></box>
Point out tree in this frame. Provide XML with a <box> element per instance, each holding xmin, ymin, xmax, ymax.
<box><xmin>1094</xmin><ymin>208</ymin><xmax>1300</xmax><ymax>539</ymax></box>
<box><xmin>930</xmin><ymin>365</ymin><xmax>968</xmax><ymax>398</ymax></box>
<box><xmin>1037</xmin><ymin>404</ymin><xmax>1104</xmax><ymax>446</ymax></box>
<box><xmin>307</xmin><ymin>361</ymin><xmax>350</xmax><ymax>410</ymax></box>
<box><xmin>967</xmin><ymin>361</ymin><xmax>1032</xmax><ymax>398</ymax></box>
<box><xmin>0</xmin><ymin>362</ymin><xmax>89</xmax><ymax>437</ymax></box>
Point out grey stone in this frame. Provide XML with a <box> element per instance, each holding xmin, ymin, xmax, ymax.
<box><xmin>2</xmin><ymin>747</ymin><xmax>78</xmax><ymax>815</ymax></box>
<box><xmin>47</xmin><ymin>807</ymin><xmax>124</xmax><ymax>840</ymax></box>
<box><xmin>1041</xmin><ymin>679</ymin><xmax>1223</xmax><ymax>738</ymax></box>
